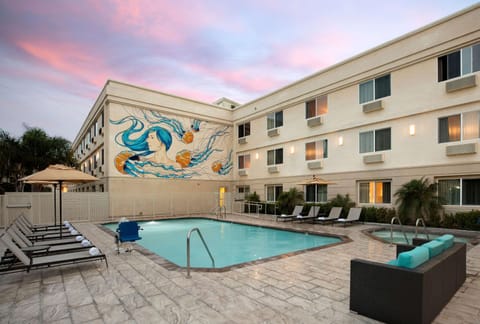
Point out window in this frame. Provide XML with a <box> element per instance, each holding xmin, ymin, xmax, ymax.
<box><xmin>359</xmin><ymin>128</ymin><xmax>391</xmax><ymax>153</ymax></box>
<box><xmin>438</xmin><ymin>43</ymin><xmax>480</xmax><ymax>81</ymax></box>
<box><xmin>305</xmin><ymin>184</ymin><xmax>327</xmax><ymax>203</ymax></box>
<box><xmin>267</xmin><ymin>148</ymin><xmax>283</xmax><ymax>165</ymax></box>
<box><xmin>359</xmin><ymin>74</ymin><xmax>391</xmax><ymax>104</ymax></box>
<box><xmin>438</xmin><ymin>178</ymin><xmax>480</xmax><ymax>205</ymax></box>
<box><xmin>266</xmin><ymin>185</ymin><xmax>283</xmax><ymax>202</ymax></box>
<box><xmin>236</xmin><ymin>185</ymin><xmax>250</xmax><ymax>200</ymax></box>
<box><xmin>267</xmin><ymin>111</ymin><xmax>283</xmax><ymax>129</ymax></box>
<box><xmin>438</xmin><ymin>111</ymin><xmax>480</xmax><ymax>143</ymax></box>
<box><xmin>101</xmin><ymin>149</ymin><xmax>104</xmax><ymax>165</ymax></box>
<box><xmin>238</xmin><ymin>122</ymin><xmax>250</xmax><ymax>138</ymax></box>
<box><xmin>359</xmin><ymin>181</ymin><xmax>391</xmax><ymax>204</ymax></box>
<box><xmin>305</xmin><ymin>140</ymin><xmax>328</xmax><ymax>160</ymax></box>
<box><xmin>238</xmin><ymin>154</ymin><xmax>251</xmax><ymax>169</ymax></box>
<box><xmin>306</xmin><ymin>95</ymin><xmax>328</xmax><ymax>119</ymax></box>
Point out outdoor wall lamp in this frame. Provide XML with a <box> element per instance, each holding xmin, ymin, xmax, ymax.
<box><xmin>338</xmin><ymin>136</ymin><xmax>344</xmax><ymax>146</ymax></box>
<box><xmin>409</xmin><ymin>124</ymin><xmax>416</xmax><ymax>136</ymax></box>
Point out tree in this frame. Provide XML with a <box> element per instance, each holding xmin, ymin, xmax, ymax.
<box><xmin>277</xmin><ymin>188</ymin><xmax>304</xmax><ymax>214</ymax></box>
<box><xmin>0</xmin><ymin>127</ymin><xmax>77</xmax><ymax>192</ymax></box>
<box><xmin>394</xmin><ymin>177</ymin><xmax>444</xmax><ymax>224</ymax></box>
<box><xmin>0</xmin><ymin>130</ymin><xmax>21</xmax><ymax>184</ymax></box>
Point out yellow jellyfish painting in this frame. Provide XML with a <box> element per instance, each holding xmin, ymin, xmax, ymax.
<box><xmin>211</xmin><ymin>161</ymin><xmax>223</xmax><ymax>173</ymax></box>
<box><xmin>176</xmin><ymin>149</ymin><xmax>192</xmax><ymax>168</ymax></box>
<box><xmin>114</xmin><ymin>151</ymin><xmax>135</xmax><ymax>174</ymax></box>
<box><xmin>182</xmin><ymin>130</ymin><xmax>194</xmax><ymax>144</ymax></box>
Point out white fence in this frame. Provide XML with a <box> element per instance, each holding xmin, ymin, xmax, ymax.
<box><xmin>0</xmin><ymin>191</ymin><xmax>231</xmax><ymax>226</ymax></box>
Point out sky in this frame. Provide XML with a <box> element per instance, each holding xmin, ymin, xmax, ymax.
<box><xmin>0</xmin><ymin>0</ymin><xmax>478</xmax><ymax>142</ymax></box>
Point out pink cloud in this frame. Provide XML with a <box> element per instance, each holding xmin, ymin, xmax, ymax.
<box><xmin>15</xmin><ymin>39</ymin><xmax>111</xmax><ymax>88</ymax></box>
<box><xmin>107</xmin><ymin>0</ymin><xmax>224</xmax><ymax>44</ymax></box>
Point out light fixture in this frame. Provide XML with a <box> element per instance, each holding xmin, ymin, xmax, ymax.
<box><xmin>409</xmin><ymin>124</ymin><xmax>416</xmax><ymax>136</ymax></box>
<box><xmin>255</xmin><ymin>152</ymin><xmax>259</xmax><ymax>160</ymax></box>
<box><xmin>338</xmin><ymin>136</ymin><xmax>344</xmax><ymax>146</ymax></box>
<box><xmin>290</xmin><ymin>146</ymin><xmax>295</xmax><ymax>154</ymax></box>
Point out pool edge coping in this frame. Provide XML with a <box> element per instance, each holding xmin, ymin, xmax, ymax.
<box><xmin>98</xmin><ymin>216</ymin><xmax>352</xmax><ymax>273</ymax></box>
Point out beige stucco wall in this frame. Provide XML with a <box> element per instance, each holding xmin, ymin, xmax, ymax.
<box><xmin>71</xmin><ymin>4</ymin><xmax>480</xmax><ymax>214</ymax></box>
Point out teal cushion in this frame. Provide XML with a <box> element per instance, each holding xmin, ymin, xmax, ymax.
<box><xmin>396</xmin><ymin>246</ymin><xmax>430</xmax><ymax>269</ymax></box>
<box><xmin>422</xmin><ymin>240</ymin><xmax>444</xmax><ymax>258</ymax></box>
<box><xmin>435</xmin><ymin>234</ymin><xmax>454</xmax><ymax>249</ymax></box>
<box><xmin>387</xmin><ymin>259</ymin><xmax>399</xmax><ymax>266</ymax></box>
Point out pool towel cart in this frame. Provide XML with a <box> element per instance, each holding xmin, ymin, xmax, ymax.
<box><xmin>116</xmin><ymin>221</ymin><xmax>142</xmax><ymax>254</ymax></box>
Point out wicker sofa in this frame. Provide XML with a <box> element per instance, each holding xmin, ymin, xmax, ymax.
<box><xmin>350</xmin><ymin>237</ymin><xmax>466</xmax><ymax>324</ymax></box>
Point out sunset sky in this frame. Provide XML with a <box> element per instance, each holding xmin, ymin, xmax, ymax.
<box><xmin>0</xmin><ymin>0</ymin><xmax>478</xmax><ymax>141</ymax></box>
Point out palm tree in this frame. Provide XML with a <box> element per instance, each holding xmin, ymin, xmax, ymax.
<box><xmin>277</xmin><ymin>188</ymin><xmax>304</xmax><ymax>215</ymax></box>
<box><xmin>394</xmin><ymin>177</ymin><xmax>444</xmax><ymax>224</ymax></box>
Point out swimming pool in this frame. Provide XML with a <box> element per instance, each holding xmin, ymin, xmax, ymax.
<box><xmin>370</xmin><ymin>229</ymin><xmax>470</xmax><ymax>245</ymax></box>
<box><xmin>104</xmin><ymin>218</ymin><xmax>343</xmax><ymax>269</ymax></box>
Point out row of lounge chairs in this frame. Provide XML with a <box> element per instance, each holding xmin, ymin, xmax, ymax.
<box><xmin>277</xmin><ymin>206</ymin><xmax>362</xmax><ymax>226</ymax></box>
<box><xmin>0</xmin><ymin>214</ymin><xmax>107</xmax><ymax>274</ymax></box>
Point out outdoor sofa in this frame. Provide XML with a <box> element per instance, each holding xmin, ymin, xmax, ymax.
<box><xmin>350</xmin><ymin>235</ymin><xmax>466</xmax><ymax>324</ymax></box>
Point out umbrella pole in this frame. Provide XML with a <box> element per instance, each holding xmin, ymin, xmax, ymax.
<box><xmin>53</xmin><ymin>183</ymin><xmax>57</xmax><ymax>226</ymax></box>
<box><xmin>59</xmin><ymin>181</ymin><xmax>63</xmax><ymax>238</ymax></box>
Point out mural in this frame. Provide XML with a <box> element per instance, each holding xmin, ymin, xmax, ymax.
<box><xmin>111</xmin><ymin>108</ymin><xmax>232</xmax><ymax>179</ymax></box>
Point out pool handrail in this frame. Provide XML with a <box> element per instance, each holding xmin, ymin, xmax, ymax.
<box><xmin>186</xmin><ymin>227</ymin><xmax>215</xmax><ymax>278</ymax></box>
<box><xmin>415</xmin><ymin>218</ymin><xmax>430</xmax><ymax>241</ymax></box>
<box><xmin>390</xmin><ymin>217</ymin><xmax>409</xmax><ymax>245</ymax></box>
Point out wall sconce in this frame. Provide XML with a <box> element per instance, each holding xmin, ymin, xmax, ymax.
<box><xmin>409</xmin><ymin>124</ymin><xmax>416</xmax><ymax>136</ymax></box>
<box><xmin>338</xmin><ymin>136</ymin><xmax>344</xmax><ymax>146</ymax></box>
<box><xmin>290</xmin><ymin>146</ymin><xmax>295</xmax><ymax>154</ymax></box>
<box><xmin>255</xmin><ymin>152</ymin><xmax>259</xmax><ymax>160</ymax></box>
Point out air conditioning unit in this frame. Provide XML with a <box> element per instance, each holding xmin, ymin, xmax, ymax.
<box><xmin>268</xmin><ymin>166</ymin><xmax>279</xmax><ymax>173</ymax></box>
<box><xmin>238</xmin><ymin>137</ymin><xmax>247</xmax><ymax>144</ymax></box>
<box><xmin>267</xmin><ymin>128</ymin><xmax>280</xmax><ymax>137</ymax></box>
<box><xmin>238</xmin><ymin>169</ymin><xmax>248</xmax><ymax>176</ymax></box>
<box><xmin>307</xmin><ymin>115</ymin><xmax>324</xmax><ymax>127</ymax></box>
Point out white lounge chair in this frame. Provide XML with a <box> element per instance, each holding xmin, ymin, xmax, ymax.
<box><xmin>315</xmin><ymin>207</ymin><xmax>342</xmax><ymax>224</ymax></box>
<box><xmin>335</xmin><ymin>207</ymin><xmax>362</xmax><ymax>226</ymax></box>
<box><xmin>277</xmin><ymin>205</ymin><xmax>304</xmax><ymax>222</ymax></box>
<box><xmin>295</xmin><ymin>206</ymin><xmax>320</xmax><ymax>222</ymax></box>
<box><xmin>0</xmin><ymin>232</ymin><xmax>107</xmax><ymax>273</ymax></box>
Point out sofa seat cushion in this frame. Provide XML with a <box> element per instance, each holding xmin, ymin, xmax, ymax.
<box><xmin>435</xmin><ymin>234</ymin><xmax>454</xmax><ymax>249</ymax></box>
<box><xmin>422</xmin><ymin>240</ymin><xmax>444</xmax><ymax>258</ymax></box>
<box><xmin>388</xmin><ymin>246</ymin><xmax>430</xmax><ymax>269</ymax></box>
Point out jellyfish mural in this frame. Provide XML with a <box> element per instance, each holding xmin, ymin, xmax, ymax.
<box><xmin>211</xmin><ymin>150</ymin><xmax>233</xmax><ymax>175</ymax></box>
<box><xmin>144</xmin><ymin>110</ymin><xmax>194</xmax><ymax>144</ymax></box>
<box><xmin>174</xmin><ymin>127</ymin><xmax>229</xmax><ymax>168</ymax></box>
<box><xmin>111</xmin><ymin>116</ymin><xmax>195</xmax><ymax>178</ymax></box>
<box><xmin>111</xmin><ymin>114</ymin><xmax>232</xmax><ymax>178</ymax></box>
<box><xmin>191</xmin><ymin>119</ymin><xmax>202</xmax><ymax>132</ymax></box>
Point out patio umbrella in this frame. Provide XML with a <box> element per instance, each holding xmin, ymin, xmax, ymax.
<box><xmin>297</xmin><ymin>175</ymin><xmax>336</xmax><ymax>204</ymax></box>
<box><xmin>297</xmin><ymin>175</ymin><xmax>336</xmax><ymax>186</ymax></box>
<box><xmin>21</xmin><ymin>164</ymin><xmax>98</xmax><ymax>237</ymax></box>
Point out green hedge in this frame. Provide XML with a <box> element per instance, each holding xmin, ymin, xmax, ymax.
<box><xmin>360</xmin><ymin>206</ymin><xmax>480</xmax><ymax>231</ymax></box>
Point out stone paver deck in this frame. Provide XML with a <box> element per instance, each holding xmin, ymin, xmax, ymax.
<box><xmin>1</xmin><ymin>215</ymin><xmax>479</xmax><ymax>323</ymax></box>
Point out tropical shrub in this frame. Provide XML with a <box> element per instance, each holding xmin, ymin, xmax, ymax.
<box><xmin>277</xmin><ymin>188</ymin><xmax>304</xmax><ymax>214</ymax></box>
<box><xmin>394</xmin><ymin>177</ymin><xmax>444</xmax><ymax>224</ymax></box>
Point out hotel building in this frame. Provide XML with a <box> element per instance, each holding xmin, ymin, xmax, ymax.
<box><xmin>72</xmin><ymin>4</ymin><xmax>480</xmax><ymax>217</ymax></box>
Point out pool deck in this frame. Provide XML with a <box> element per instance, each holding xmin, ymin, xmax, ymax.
<box><xmin>1</xmin><ymin>214</ymin><xmax>479</xmax><ymax>323</ymax></box>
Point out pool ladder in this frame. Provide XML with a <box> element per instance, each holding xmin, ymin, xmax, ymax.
<box><xmin>186</xmin><ymin>228</ymin><xmax>215</xmax><ymax>278</ymax></box>
<box><xmin>415</xmin><ymin>218</ymin><xmax>430</xmax><ymax>241</ymax></box>
<box><xmin>215</xmin><ymin>205</ymin><xmax>226</xmax><ymax>219</ymax></box>
<box><xmin>390</xmin><ymin>217</ymin><xmax>409</xmax><ymax>245</ymax></box>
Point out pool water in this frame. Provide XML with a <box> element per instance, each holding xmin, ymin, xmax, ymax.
<box><xmin>104</xmin><ymin>218</ymin><xmax>342</xmax><ymax>268</ymax></box>
<box><xmin>372</xmin><ymin>230</ymin><xmax>470</xmax><ymax>245</ymax></box>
